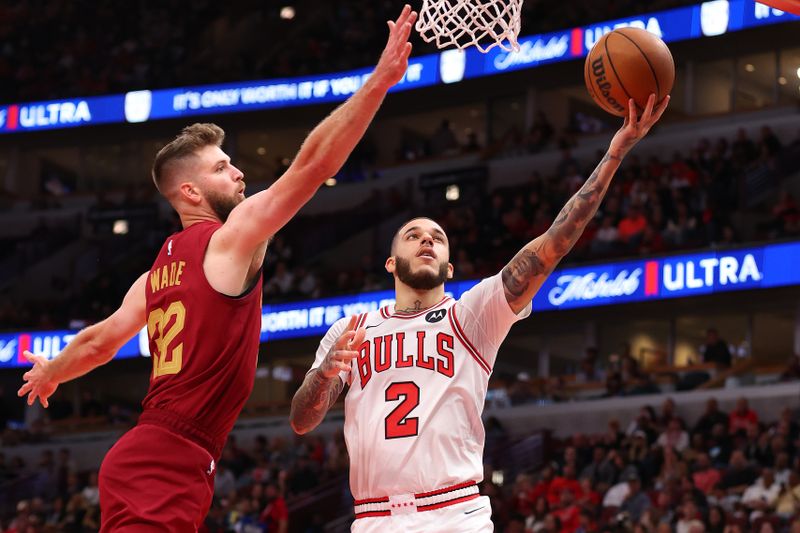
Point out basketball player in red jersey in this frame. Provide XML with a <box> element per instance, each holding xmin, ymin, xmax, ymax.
<box><xmin>290</xmin><ymin>95</ymin><xmax>668</xmax><ymax>532</ymax></box>
<box><xmin>17</xmin><ymin>6</ymin><xmax>418</xmax><ymax>531</ymax></box>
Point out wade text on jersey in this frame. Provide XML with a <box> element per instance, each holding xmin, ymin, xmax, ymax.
<box><xmin>149</xmin><ymin>261</ymin><xmax>186</xmax><ymax>293</ymax></box>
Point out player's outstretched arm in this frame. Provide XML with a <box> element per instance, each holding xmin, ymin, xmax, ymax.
<box><xmin>501</xmin><ymin>95</ymin><xmax>670</xmax><ymax>314</ymax></box>
<box><xmin>17</xmin><ymin>272</ymin><xmax>148</xmax><ymax>407</ymax></box>
<box><xmin>215</xmin><ymin>6</ymin><xmax>417</xmax><ymax>257</ymax></box>
<box><xmin>290</xmin><ymin>315</ymin><xmax>365</xmax><ymax>434</ymax></box>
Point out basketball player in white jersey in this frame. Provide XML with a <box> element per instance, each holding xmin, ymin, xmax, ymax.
<box><xmin>290</xmin><ymin>94</ymin><xmax>669</xmax><ymax>532</ymax></box>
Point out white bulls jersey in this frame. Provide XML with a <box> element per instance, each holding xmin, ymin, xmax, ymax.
<box><xmin>310</xmin><ymin>274</ymin><xmax>531</xmax><ymax>499</ymax></box>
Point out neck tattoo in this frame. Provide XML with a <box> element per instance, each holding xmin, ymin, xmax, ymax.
<box><xmin>396</xmin><ymin>300</ymin><xmax>424</xmax><ymax>314</ymax></box>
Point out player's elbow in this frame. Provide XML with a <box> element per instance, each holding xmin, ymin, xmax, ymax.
<box><xmin>289</xmin><ymin>418</ymin><xmax>313</xmax><ymax>436</ymax></box>
<box><xmin>288</xmin><ymin>402</ymin><xmax>319</xmax><ymax>435</ymax></box>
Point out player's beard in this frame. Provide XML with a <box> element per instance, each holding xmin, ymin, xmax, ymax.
<box><xmin>394</xmin><ymin>256</ymin><xmax>449</xmax><ymax>290</ymax></box>
<box><xmin>204</xmin><ymin>188</ymin><xmax>242</xmax><ymax>223</ymax></box>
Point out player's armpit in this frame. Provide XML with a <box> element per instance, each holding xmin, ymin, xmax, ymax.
<box><xmin>289</xmin><ymin>369</ymin><xmax>345</xmax><ymax>435</ymax></box>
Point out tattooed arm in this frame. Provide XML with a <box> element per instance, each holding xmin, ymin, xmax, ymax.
<box><xmin>290</xmin><ymin>315</ymin><xmax>365</xmax><ymax>434</ymax></box>
<box><xmin>502</xmin><ymin>95</ymin><xmax>670</xmax><ymax>313</ymax></box>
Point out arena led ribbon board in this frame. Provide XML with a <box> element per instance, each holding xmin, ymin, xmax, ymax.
<box><xmin>5</xmin><ymin>240</ymin><xmax>800</xmax><ymax>368</ymax></box>
<box><xmin>0</xmin><ymin>0</ymin><xmax>796</xmax><ymax>134</ymax></box>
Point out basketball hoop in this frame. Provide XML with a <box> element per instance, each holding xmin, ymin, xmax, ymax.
<box><xmin>415</xmin><ymin>0</ymin><xmax>524</xmax><ymax>53</ymax></box>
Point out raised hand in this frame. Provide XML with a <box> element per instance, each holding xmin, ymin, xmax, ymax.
<box><xmin>372</xmin><ymin>5</ymin><xmax>418</xmax><ymax>90</ymax></box>
<box><xmin>609</xmin><ymin>94</ymin><xmax>670</xmax><ymax>159</ymax></box>
<box><xmin>17</xmin><ymin>350</ymin><xmax>58</xmax><ymax>408</ymax></box>
<box><xmin>318</xmin><ymin>315</ymin><xmax>366</xmax><ymax>380</ymax></box>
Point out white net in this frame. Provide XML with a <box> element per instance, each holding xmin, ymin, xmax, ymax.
<box><xmin>415</xmin><ymin>0</ymin><xmax>523</xmax><ymax>53</ymax></box>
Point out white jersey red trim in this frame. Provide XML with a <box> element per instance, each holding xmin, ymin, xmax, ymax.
<box><xmin>309</xmin><ymin>273</ymin><xmax>531</xmax><ymax>500</ymax></box>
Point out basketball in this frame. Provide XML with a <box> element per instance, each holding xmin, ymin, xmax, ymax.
<box><xmin>584</xmin><ymin>27</ymin><xmax>675</xmax><ymax>117</ymax></box>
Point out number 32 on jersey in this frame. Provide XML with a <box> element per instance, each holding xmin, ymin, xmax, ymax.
<box><xmin>147</xmin><ymin>301</ymin><xmax>186</xmax><ymax>378</ymax></box>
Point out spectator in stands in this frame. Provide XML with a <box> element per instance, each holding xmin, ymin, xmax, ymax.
<box><xmin>729</xmin><ymin>397</ymin><xmax>758</xmax><ymax>436</ymax></box>
<box><xmin>638</xmin><ymin>222</ymin><xmax>666</xmax><ymax>255</ymax></box>
<box><xmin>702</xmin><ymin>328</ymin><xmax>733</xmax><ymax>369</ymax></box>
<box><xmin>720</xmin><ymin>450</ymin><xmax>758</xmax><ymax>496</ymax></box>
<box><xmin>529</xmin><ymin>465</ymin><xmax>556</xmax><ymax>504</ymax></box>
<box><xmin>525</xmin><ymin>495</ymin><xmax>550</xmax><ymax>531</ymax></box>
<box><xmin>259</xmin><ymin>482</ymin><xmax>288</xmax><ymax>533</ymax></box>
<box><xmin>553</xmin><ymin>488</ymin><xmax>581</xmax><ymax>531</ymax></box>
<box><xmin>658</xmin><ymin>397</ymin><xmax>682</xmax><ymax>429</ymax></box>
<box><xmin>663</xmin><ymin>202</ymin><xmax>698</xmax><ymax>247</ymax></box>
<box><xmin>694</xmin><ymin>398</ymin><xmax>729</xmax><ymax>438</ymax></box>
<box><xmin>576</xmin><ymin>347</ymin><xmax>606</xmax><ymax>384</ymax></box>
<box><xmin>732</xmin><ymin>128</ymin><xmax>758</xmax><ymax>165</ymax></box>
<box><xmin>581</xmin><ymin>446</ymin><xmax>615</xmax><ymax>492</ymax></box>
<box><xmin>548</xmin><ymin>464</ymin><xmax>582</xmax><ymax>506</ymax></box>
<box><xmin>693</xmin><ymin>452</ymin><xmax>722</xmax><ymax>495</ymax></box>
<box><xmin>707</xmin><ymin>422</ymin><xmax>734</xmax><ymax>467</ymax></box>
<box><xmin>759</xmin><ymin>126</ymin><xmax>782</xmax><ymax>158</ymax></box>
<box><xmin>264</xmin><ymin>260</ymin><xmax>295</xmax><ymax>298</ymax></box>
<box><xmin>617</xmin><ymin>205</ymin><xmax>647</xmax><ymax>247</ymax></box>
<box><xmin>776</xmin><ymin>471</ymin><xmax>800</xmax><ymax>519</ymax></box>
<box><xmin>627</xmin><ymin>406</ymin><xmax>659</xmax><ymax>444</ymax></box>
<box><xmin>591</xmin><ymin>214</ymin><xmax>620</xmax><ymax>255</ymax></box>
<box><xmin>214</xmin><ymin>462</ymin><xmax>236</xmax><ymax>499</ymax></box>
<box><xmin>657</xmin><ymin>418</ymin><xmax>690</xmax><ymax>453</ymax></box>
<box><xmin>55</xmin><ymin>448</ymin><xmax>76</xmax><ymax>498</ymax></box>
<box><xmin>619</xmin><ymin>471</ymin><xmax>651</xmax><ymax>524</ymax></box>
<box><xmin>744</xmin><ymin>424</ymin><xmax>771</xmax><ymax>464</ymax></box>
<box><xmin>676</xmin><ymin>499</ymin><xmax>704</xmax><ymax>533</ymax></box>
<box><xmin>742</xmin><ymin>468</ymin><xmax>781</xmax><ymax>520</ymax></box>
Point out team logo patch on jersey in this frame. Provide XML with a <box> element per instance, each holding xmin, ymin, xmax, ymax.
<box><xmin>425</xmin><ymin>309</ymin><xmax>447</xmax><ymax>323</ymax></box>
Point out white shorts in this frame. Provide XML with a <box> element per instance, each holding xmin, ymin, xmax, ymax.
<box><xmin>351</xmin><ymin>495</ymin><xmax>493</xmax><ymax>533</ymax></box>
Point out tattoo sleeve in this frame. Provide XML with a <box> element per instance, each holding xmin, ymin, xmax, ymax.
<box><xmin>502</xmin><ymin>152</ymin><xmax>622</xmax><ymax>307</ymax></box>
<box><xmin>289</xmin><ymin>369</ymin><xmax>345</xmax><ymax>434</ymax></box>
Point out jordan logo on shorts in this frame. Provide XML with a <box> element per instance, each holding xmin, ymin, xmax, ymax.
<box><xmin>207</xmin><ymin>459</ymin><xmax>215</xmax><ymax>476</ymax></box>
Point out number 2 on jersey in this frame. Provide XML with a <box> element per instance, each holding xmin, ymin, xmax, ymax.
<box><xmin>147</xmin><ymin>301</ymin><xmax>186</xmax><ymax>378</ymax></box>
<box><xmin>384</xmin><ymin>382</ymin><xmax>420</xmax><ymax>439</ymax></box>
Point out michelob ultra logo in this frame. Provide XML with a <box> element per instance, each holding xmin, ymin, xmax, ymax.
<box><xmin>545</xmin><ymin>252</ymin><xmax>764</xmax><ymax>307</ymax></box>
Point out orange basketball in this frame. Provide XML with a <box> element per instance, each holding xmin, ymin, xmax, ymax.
<box><xmin>584</xmin><ymin>27</ymin><xmax>675</xmax><ymax>117</ymax></box>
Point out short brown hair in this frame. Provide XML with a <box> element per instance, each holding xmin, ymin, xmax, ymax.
<box><xmin>151</xmin><ymin>123</ymin><xmax>225</xmax><ymax>193</ymax></box>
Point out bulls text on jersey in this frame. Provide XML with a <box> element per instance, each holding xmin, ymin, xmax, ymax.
<box><xmin>356</xmin><ymin>331</ymin><xmax>455</xmax><ymax>388</ymax></box>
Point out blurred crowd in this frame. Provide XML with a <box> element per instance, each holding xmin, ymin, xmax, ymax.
<box><xmin>261</xmin><ymin>123</ymin><xmax>799</xmax><ymax>304</ymax></box>
<box><xmin>0</xmin><ymin>0</ymin><xmax>697</xmax><ymax>105</ymax></box>
<box><xmin>1</xmin><ymin>119</ymin><xmax>797</xmax><ymax>331</ymax></box>
<box><xmin>488</xmin><ymin>397</ymin><xmax>800</xmax><ymax>533</ymax></box>
<box><xmin>3</xmin><ymin>396</ymin><xmax>800</xmax><ymax>532</ymax></box>
<box><xmin>0</xmin><ymin>431</ymin><xmax>345</xmax><ymax>533</ymax></box>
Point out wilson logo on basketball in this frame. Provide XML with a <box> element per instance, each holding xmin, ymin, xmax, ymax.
<box><xmin>591</xmin><ymin>57</ymin><xmax>626</xmax><ymax>114</ymax></box>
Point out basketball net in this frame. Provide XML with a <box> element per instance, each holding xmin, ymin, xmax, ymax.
<box><xmin>416</xmin><ymin>0</ymin><xmax>523</xmax><ymax>53</ymax></box>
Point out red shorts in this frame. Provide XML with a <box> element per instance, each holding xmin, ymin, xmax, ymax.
<box><xmin>99</xmin><ymin>424</ymin><xmax>216</xmax><ymax>532</ymax></box>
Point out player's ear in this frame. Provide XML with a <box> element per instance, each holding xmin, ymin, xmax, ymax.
<box><xmin>385</xmin><ymin>256</ymin><xmax>396</xmax><ymax>274</ymax></box>
<box><xmin>447</xmin><ymin>262</ymin><xmax>454</xmax><ymax>280</ymax></box>
<box><xmin>178</xmin><ymin>181</ymin><xmax>202</xmax><ymax>205</ymax></box>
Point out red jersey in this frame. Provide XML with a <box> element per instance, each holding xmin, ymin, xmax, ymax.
<box><xmin>139</xmin><ymin>221</ymin><xmax>263</xmax><ymax>459</ymax></box>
